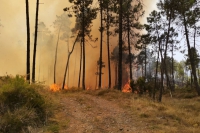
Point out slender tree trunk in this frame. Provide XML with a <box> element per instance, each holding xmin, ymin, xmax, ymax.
<box><xmin>163</xmin><ymin>12</ymin><xmax>172</xmax><ymax>91</ymax></box>
<box><xmin>158</xmin><ymin>40</ymin><xmax>164</xmax><ymax>102</ymax></box>
<box><xmin>145</xmin><ymin>44</ymin><xmax>147</xmax><ymax>79</ymax></box>
<box><xmin>153</xmin><ymin>46</ymin><xmax>160</xmax><ymax>100</ymax></box>
<box><xmin>82</xmin><ymin>0</ymin><xmax>86</xmax><ymax>90</ymax></box>
<box><xmin>53</xmin><ymin>25</ymin><xmax>62</xmax><ymax>84</ymax></box>
<box><xmin>142</xmin><ymin>63</ymin><xmax>144</xmax><ymax>77</ymax></box>
<box><xmin>98</xmin><ymin>0</ymin><xmax>103</xmax><ymax>89</ymax></box>
<box><xmin>118</xmin><ymin>0</ymin><xmax>123</xmax><ymax>90</ymax></box>
<box><xmin>62</xmin><ymin>33</ymin><xmax>79</xmax><ymax>89</ymax></box>
<box><xmin>32</xmin><ymin>0</ymin><xmax>39</xmax><ymax>83</ymax></box>
<box><xmin>183</xmin><ymin>14</ymin><xmax>200</xmax><ymax>95</ymax></box>
<box><xmin>78</xmin><ymin>41</ymin><xmax>82</xmax><ymax>88</ymax></box>
<box><xmin>171</xmin><ymin>43</ymin><xmax>175</xmax><ymax>91</ymax></box>
<box><xmin>106</xmin><ymin>4</ymin><xmax>111</xmax><ymax>88</ymax></box>
<box><xmin>127</xmin><ymin>9</ymin><xmax>132</xmax><ymax>80</ymax></box>
<box><xmin>25</xmin><ymin>0</ymin><xmax>30</xmax><ymax>83</ymax></box>
<box><xmin>115</xmin><ymin>63</ymin><xmax>118</xmax><ymax>86</ymax></box>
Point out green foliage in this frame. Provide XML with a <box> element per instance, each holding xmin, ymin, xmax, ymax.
<box><xmin>136</xmin><ymin>77</ymin><xmax>145</xmax><ymax>94</ymax></box>
<box><xmin>130</xmin><ymin>77</ymin><xmax>154</xmax><ymax>96</ymax></box>
<box><xmin>0</xmin><ymin>76</ymin><xmax>49</xmax><ymax>133</ymax></box>
<box><xmin>130</xmin><ymin>80</ymin><xmax>136</xmax><ymax>92</ymax></box>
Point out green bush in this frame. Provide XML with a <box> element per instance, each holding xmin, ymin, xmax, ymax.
<box><xmin>136</xmin><ymin>77</ymin><xmax>145</xmax><ymax>94</ymax></box>
<box><xmin>130</xmin><ymin>80</ymin><xmax>136</xmax><ymax>92</ymax></box>
<box><xmin>0</xmin><ymin>76</ymin><xmax>49</xmax><ymax>133</ymax></box>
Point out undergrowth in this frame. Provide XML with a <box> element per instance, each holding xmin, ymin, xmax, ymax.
<box><xmin>0</xmin><ymin>76</ymin><xmax>52</xmax><ymax>133</ymax></box>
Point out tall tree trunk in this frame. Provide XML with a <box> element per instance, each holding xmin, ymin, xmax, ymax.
<box><xmin>25</xmin><ymin>0</ymin><xmax>30</xmax><ymax>83</ymax></box>
<box><xmin>32</xmin><ymin>0</ymin><xmax>39</xmax><ymax>83</ymax></box>
<box><xmin>183</xmin><ymin>14</ymin><xmax>200</xmax><ymax>95</ymax></box>
<box><xmin>106</xmin><ymin>3</ymin><xmax>111</xmax><ymax>88</ymax></box>
<box><xmin>171</xmin><ymin>43</ymin><xmax>175</xmax><ymax>91</ymax></box>
<box><xmin>82</xmin><ymin>0</ymin><xmax>86</xmax><ymax>90</ymax></box>
<box><xmin>127</xmin><ymin>8</ymin><xmax>132</xmax><ymax>80</ymax></box>
<box><xmin>118</xmin><ymin>0</ymin><xmax>123</xmax><ymax>90</ymax></box>
<box><xmin>53</xmin><ymin>25</ymin><xmax>62</xmax><ymax>84</ymax></box>
<box><xmin>98</xmin><ymin>0</ymin><xmax>103</xmax><ymax>89</ymax></box>
<box><xmin>145</xmin><ymin>44</ymin><xmax>147</xmax><ymax>79</ymax></box>
<box><xmin>115</xmin><ymin>63</ymin><xmax>118</xmax><ymax>86</ymax></box>
<box><xmin>158</xmin><ymin>40</ymin><xmax>164</xmax><ymax>102</ymax></box>
<box><xmin>153</xmin><ymin>46</ymin><xmax>160</xmax><ymax>100</ymax></box>
<box><xmin>163</xmin><ymin>12</ymin><xmax>172</xmax><ymax>91</ymax></box>
<box><xmin>78</xmin><ymin>41</ymin><xmax>82</xmax><ymax>88</ymax></box>
<box><xmin>62</xmin><ymin>33</ymin><xmax>79</xmax><ymax>89</ymax></box>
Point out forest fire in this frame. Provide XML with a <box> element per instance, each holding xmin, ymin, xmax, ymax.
<box><xmin>122</xmin><ymin>81</ymin><xmax>132</xmax><ymax>93</ymax></box>
<box><xmin>50</xmin><ymin>84</ymin><xmax>68</xmax><ymax>92</ymax></box>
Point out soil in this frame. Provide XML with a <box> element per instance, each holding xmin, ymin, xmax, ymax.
<box><xmin>57</xmin><ymin>92</ymin><xmax>141</xmax><ymax>133</ymax></box>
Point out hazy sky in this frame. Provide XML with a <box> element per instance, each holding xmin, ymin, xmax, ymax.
<box><xmin>0</xmin><ymin>0</ymin><xmax>158</xmax><ymax>86</ymax></box>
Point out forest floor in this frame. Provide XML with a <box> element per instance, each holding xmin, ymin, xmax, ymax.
<box><xmin>45</xmin><ymin>89</ymin><xmax>200</xmax><ymax>133</ymax></box>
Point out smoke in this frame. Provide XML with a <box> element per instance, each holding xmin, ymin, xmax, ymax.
<box><xmin>0</xmin><ymin>0</ymin><xmax>158</xmax><ymax>88</ymax></box>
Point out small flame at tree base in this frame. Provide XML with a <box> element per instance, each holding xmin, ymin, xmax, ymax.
<box><xmin>122</xmin><ymin>82</ymin><xmax>132</xmax><ymax>93</ymax></box>
<box><xmin>50</xmin><ymin>84</ymin><xmax>68</xmax><ymax>92</ymax></box>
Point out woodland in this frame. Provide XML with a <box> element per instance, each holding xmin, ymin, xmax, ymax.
<box><xmin>0</xmin><ymin>0</ymin><xmax>200</xmax><ymax>132</ymax></box>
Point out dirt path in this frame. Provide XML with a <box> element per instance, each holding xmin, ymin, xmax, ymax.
<box><xmin>58</xmin><ymin>93</ymin><xmax>138</xmax><ymax>133</ymax></box>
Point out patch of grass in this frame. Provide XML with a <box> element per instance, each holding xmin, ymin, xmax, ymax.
<box><xmin>47</xmin><ymin>124</ymin><xmax>60</xmax><ymax>133</ymax></box>
<box><xmin>0</xmin><ymin>76</ymin><xmax>52</xmax><ymax>133</ymax></box>
<box><xmin>140</xmin><ymin>113</ymin><xmax>149</xmax><ymax>118</ymax></box>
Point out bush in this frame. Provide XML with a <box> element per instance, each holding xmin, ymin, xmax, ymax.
<box><xmin>136</xmin><ymin>77</ymin><xmax>145</xmax><ymax>94</ymax></box>
<box><xmin>130</xmin><ymin>77</ymin><xmax>154</xmax><ymax>96</ymax></box>
<box><xmin>0</xmin><ymin>76</ymin><xmax>49</xmax><ymax>133</ymax></box>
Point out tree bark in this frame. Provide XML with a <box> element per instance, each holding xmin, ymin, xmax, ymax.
<box><xmin>183</xmin><ymin>14</ymin><xmax>200</xmax><ymax>95</ymax></box>
<box><xmin>32</xmin><ymin>0</ymin><xmax>39</xmax><ymax>83</ymax></box>
<box><xmin>127</xmin><ymin>8</ymin><xmax>132</xmax><ymax>81</ymax></box>
<box><xmin>78</xmin><ymin>41</ymin><xmax>82</xmax><ymax>88</ymax></box>
<box><xmin>158</xmin><ymin>39</ymin><xmax>164</xmax><ymax>102</ymax></box>
<box><xmin>118</xmin><ymin>0</ymin><xmax>123</xmax><ymax>90</ymax></box>
<box><xmin>106</xmin><ymin>3</ymin><xmax>111</xmax><ymax>88</ymax></box>
<box><xmin>62</xmin><ymin>33</ymin><xmax>79</xmax><ymax>89</ymax></box>
<box><xmin>53</xmin><ymin>25</ymin><xmax>62</xmax><ymax>84</ymax></box>
<box><xmin>163</xmin><ymin>12</ymin><xmax>172</xmax><ymax>91</ymax></box>
<box><xmin>98</xmin><ymin>0</ymin><xmax>103</xmax><ymax>89</ymax></box>
<box><xmin>25</xmin><ymin>0</ymin><xmax>30</xmax><ymax>83</ymax></box>
<box><xmin>82</xmin><ymin>0</ymin><xmax>85</xmax><ymax>90</ymax></box>
<box><xmin>153</xmin><ymin>45</ymin><xmax>160</xmax><ymax>100</ymax></box>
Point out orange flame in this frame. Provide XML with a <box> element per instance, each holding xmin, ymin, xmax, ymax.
<box><xmin>50</xmin><ymin>84</ymin><xmax>68</xmax><ymax>92</ymax></box>
<box><xmin>122</xmin><ymin>81</ymin><xmax>132</xmax><ymax>93</ymax></box>
<box><xmin>50</xmin><ymin>84</ymin><xmax>60</xmax><ymax>92</ymax></box>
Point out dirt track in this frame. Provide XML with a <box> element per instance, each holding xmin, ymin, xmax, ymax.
<box><xmin>58</xmin><ymin>93</ymin><xmax>139</xmax><ymax>133</ymax></box>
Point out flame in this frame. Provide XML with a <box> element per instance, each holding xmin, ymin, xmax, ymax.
<box><xmin>122</xmin><ymin>81</ymin><xmax>132</xmax><ymax>93</ymax></box>
<box><xmin>50</xmin><ymin>84</ymin><xmax>68</xmax><ymax>92</ymax></box>
<box><xmin>50</xmin><ymin>84</ymin><xmax>60</xmax><ymax>92</ymax></box>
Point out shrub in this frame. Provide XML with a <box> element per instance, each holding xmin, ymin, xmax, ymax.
<box><xmin>136</xmin><ymin>77</ymin><xmax>145</xmax><ymax>94</ymax></box>
<box><xmin>0</xmin><ymin>76</ymin><xmax>49</xmax><ymax>133</ymax></box>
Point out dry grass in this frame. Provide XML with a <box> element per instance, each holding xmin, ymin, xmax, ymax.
<box><xmin>83</xmin><ymin>89</ymin><xmax>200</xmax><ymax>133</ymax></box>
<box><xmin>22</xmin><ymin>86</ymin><xmax>199</xmax><ymax>133</ymax></box>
